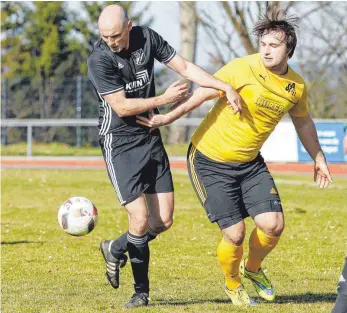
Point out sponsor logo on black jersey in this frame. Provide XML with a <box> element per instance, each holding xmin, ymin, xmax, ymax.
<box><xmin>125</xmin><ymin>70</ymin><xmax>150</xmax><ymax>92</ymax></box>
<box><xmin>131</xmin><ymin>48</ymin><xmax>146</xmax><ymax>65</ymax></box>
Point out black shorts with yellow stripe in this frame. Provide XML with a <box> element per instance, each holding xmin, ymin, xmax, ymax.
<box><xmin>187</xmin><ymin>143</ymin><xmax>282</xmax><ymax>226</ymax></box>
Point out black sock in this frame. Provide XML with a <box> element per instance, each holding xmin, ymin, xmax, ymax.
<box><xmin>110</xmin><ymin>233</ymin><xmax>128</xmax><ymax>259</ymax></box>
<box><xmin>127</xmin><ymin>232</ymin><xmax>150</xmax><ymax>294</ymax></box>
<box><xmin>110</xmin><ymin>227</ymin><xmax>158</xmax><ymax>258</ymax></box>
<box><xmin>147</xmin><ymin>227</ymin><xmax>159</xmax><ymax>242</ymax></box>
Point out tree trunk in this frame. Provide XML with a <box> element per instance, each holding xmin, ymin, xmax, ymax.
<box><xmin>167</xmin><ymin>1</ymin><xmax>197</xmax><ymax>145</ymax></box>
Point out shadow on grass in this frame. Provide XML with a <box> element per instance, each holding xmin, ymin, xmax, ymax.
<box><xmin>153</xmin><ymin>299</ymin><xmax>229</xmax><ymax>306</ymax></box>
<box><xmin>153</xmin><ymin>293</ymin><xmax>336</xmax><ymax>306</ymax></box>
<box><xmin>276</xmin><ymin>293</ymin><xmax>336</xmax><ymax>303</ymax></box>
<box><xmin>1</xmin><ymin>241</ymin><xmax>44</xmax><ymax>245</ymax></box>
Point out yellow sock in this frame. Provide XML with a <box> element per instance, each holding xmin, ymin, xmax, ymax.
<box><xmin>246</xmin><ymin>227</ymin><xmax>280</xmax><ymax>273</ymax></box>
<box><xmin>217</xmin><ymin>237</ymin><xmax>243</xmax><ymax>291</ymax></box>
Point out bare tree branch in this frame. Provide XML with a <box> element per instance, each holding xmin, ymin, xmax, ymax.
<box><xmin>283</xmin><ymin>2</ymin><xmax>296</xmax><ymax>13</ymax></box>
<box><xmin>220</xmin><ymin>1</ymin><xmax>256</xmax><ymax>54</ymax></box>
<box><xmin>198</xmin><ymin>9</ymin><xmax>239</xmax><ymax>63</ymax></box>
<box><xmin>299</xmin><ymin>2</ymin><xmax>331</xmax><ymax>19</ymax></box>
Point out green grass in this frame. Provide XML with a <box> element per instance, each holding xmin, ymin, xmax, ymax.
<box><xmin>1</xmin><ymin>142</ymin><xmax>188</xmax><ymax>157</ymax></box>
<box><xmin>2</xmin><ymin>169</ymin><xmax>347</xmax><ymax>313</ymax></box>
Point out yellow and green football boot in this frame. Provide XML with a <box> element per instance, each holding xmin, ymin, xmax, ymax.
<box><xmin>224</xmin><ymin>284</ymin><xmax>256</xmax><ymax>306</ymax></box>
<box><xmin>240</xmin><ymin>258</ymin><xmax>275</xmax><ymax>301</ymax></box>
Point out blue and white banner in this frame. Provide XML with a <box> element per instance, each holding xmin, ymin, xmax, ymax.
<box><xmin>297</xmin><ymin>122</ymin><xmax>346</xmax><ymax>163</ymax></box>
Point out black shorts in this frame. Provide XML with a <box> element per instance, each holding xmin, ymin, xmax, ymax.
<box><xmin>99</xmin><ymin>132</ymin><xmax>174</xmax><ymax>206</ymax></box>
<box><xmin>187</xmin><ymin>143</ymin><xmax>282</xmax><ymax>225</ymax></box>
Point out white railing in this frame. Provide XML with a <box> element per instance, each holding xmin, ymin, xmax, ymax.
<box><xmin>2</xmin><ymin>118</ymin><xmax>346</xmax><ymax>157</ymax></box>
<box><xmin>1</xmin><ymin>118</ymin><xmax>203</xmax><ymax>157</ymax></box>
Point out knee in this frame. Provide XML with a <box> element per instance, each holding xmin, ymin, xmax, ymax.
<box><xmin>222</xmin><ymin>226</ymin><xmax>246</xmax><ymax>246</ymax></box>
<box><xmin>260</xmin><ymin>220</ymin><xmax>285</xmax><ymax>237</ymax></box>
<box><xmin>152</xmin><ymin>217</ymin><xmax>173</xmax><ymax>234</ymax></box>
<box><xmin>163</xmin><ymin>217</ymin><xmax>174</xmax><ymax>230</ymax></box>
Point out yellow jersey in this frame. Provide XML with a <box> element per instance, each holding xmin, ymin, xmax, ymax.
<box><xmin>191</xmin><ymin>53</ymin><xmax>309</xmax><ymax>163</ymax></box>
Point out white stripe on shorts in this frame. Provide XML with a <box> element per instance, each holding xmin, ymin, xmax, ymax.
<box><xmin>104</xmin><ymin>133</ymin><xmax>125</xmax><ymax>204</ymax></box>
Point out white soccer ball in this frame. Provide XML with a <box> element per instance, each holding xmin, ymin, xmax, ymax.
<box><xmin>58</xmin><ymin>196</ymin><xmax>98</xmax><ymax>236</ymax></box>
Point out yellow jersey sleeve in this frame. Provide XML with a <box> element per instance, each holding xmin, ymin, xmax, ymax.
<box><xmin>213</xmin><ymin>59</ymin><xmax>249</xmax><ymax>90</ymax></box>
<box><xmin>289</xmin><ymin>84</ymin><xmax>309</xmax><ymax>117</ymax></box>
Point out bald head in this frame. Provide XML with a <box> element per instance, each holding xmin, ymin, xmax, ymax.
<box><xmin>98</xmin><ymin>4</ymin><xmax>132</xmax><ymax>53</ymax></box>
<box><xmin>98</xmin><ymin>4</ymin><xmax>128</xmax><ymax>33</ymax></box>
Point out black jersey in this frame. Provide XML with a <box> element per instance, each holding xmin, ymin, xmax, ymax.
<box><xmin>87</xmin><ymin>26</ymin><xmax>176</xmax><ymax>136</ymax></box>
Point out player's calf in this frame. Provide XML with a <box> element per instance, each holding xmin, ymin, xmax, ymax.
<box><xmin>149</xmin><ymin>218</ymin><xmax>173</xmax><ymax>237</ymax></box>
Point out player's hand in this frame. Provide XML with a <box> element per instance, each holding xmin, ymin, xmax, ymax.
<box><xmin>163</xmin><ymin>81</ymin><xmax>189</xmax><ymax>104</ymax></box>
<box><xmin>136</xmin><ymin>110</ymin><xmax>171</xmax><ymax>128</ymax></box>
<box><xmin>314</xmin><ymin>161</ymin><xmax>333</xmax><ymax>188</ymax></box>
<box><xmin>225</xmin><ymin>86</ymin><xmax>242</xmax><ymax>114</ymax></box>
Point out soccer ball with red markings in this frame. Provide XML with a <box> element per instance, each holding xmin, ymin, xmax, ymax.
<box><xmin>58</xmin><ymin>197</ymin><xmax>98</xmax><ymax>236</ymax></box>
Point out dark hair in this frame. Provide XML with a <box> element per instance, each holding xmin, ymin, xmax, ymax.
<box><xmin>252</xmin><ymin>6</ymin><xmax>299</xmax><ymax>58</ymax></box>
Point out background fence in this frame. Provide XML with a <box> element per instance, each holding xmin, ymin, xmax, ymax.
<box><xmin>2</xmin><ymin>118</ymin><xmax>347</xmax><ymax>162</ymax></box>
<box><xmin>1</xmin><ymin>118</ymin><xmax>202</xmax><ymax>157</ymax></box>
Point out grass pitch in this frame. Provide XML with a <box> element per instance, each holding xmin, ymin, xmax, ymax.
<box><xmin>1</xmin><ymin>169</ymin><xmax>347</xmax><ymax>313</ymax></box>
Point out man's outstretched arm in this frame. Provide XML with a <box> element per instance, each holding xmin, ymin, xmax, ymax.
<box><xmin>88</xmin><ymin>54</ymin><xmax>189</xmax><ymax>117</ymax></box>
<box><xmin>136</xmin><ymin>87</ymin><xmax>219</xmax><ymax>128</ymax></box>
<box><xmin>103</xmin><ymin>81</ymin><xmax>188</xmax><ymax>117</ymax></box>
<box><xmin>166</xmin><ymin>54</ymin><xmax>241</xmax><ymax>114</ymax></box>
<box><xmin>290</xmin><ymin>114</ymin><xmax>333</xmax><ymax>188</ymax></box>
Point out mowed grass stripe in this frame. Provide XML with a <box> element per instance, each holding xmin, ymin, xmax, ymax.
<box><xmin>1</xmin><ymin>169</ymin><xmax>347</xmax><ymax>313</ymax></box>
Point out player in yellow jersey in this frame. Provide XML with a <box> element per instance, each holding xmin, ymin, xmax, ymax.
<box><xmin>136</xmin><ymin>7</ymin><xmax>333</xmax><ymax>306</ymax></box>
